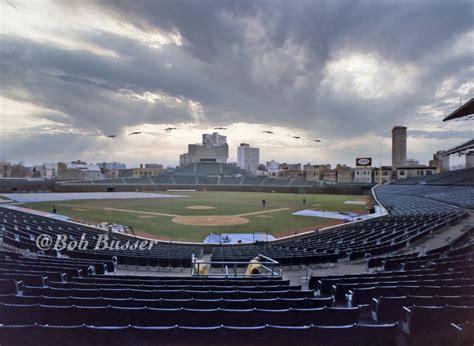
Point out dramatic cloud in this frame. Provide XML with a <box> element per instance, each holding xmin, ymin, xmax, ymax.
<box><xmin>0</xmin><ymin>0</ymin><xmax>473</xmax><ymax>167</ymax></box>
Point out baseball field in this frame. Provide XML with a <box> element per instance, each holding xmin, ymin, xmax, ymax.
<box><xmin>22</xmin><ymin>191</ymin><xmax>369</xmax><ymax>242</ymax></box>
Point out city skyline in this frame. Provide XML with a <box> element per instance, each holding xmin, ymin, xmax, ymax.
<box><xmin>0</xmin><ymin>124</ymin><xmax>469</xmax><ymax>169</ymax></box>
<box><xmin>1</xmin><ymin>1</ymin><xmax>473</xmax><ymax>167</ymax></box>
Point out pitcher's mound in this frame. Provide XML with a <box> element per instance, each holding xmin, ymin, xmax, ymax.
<box><xmin>186</xmin><ymin>205</ymin><xmax>215</xmax><ymax>210</ymax></box>
<box><xmin>172</xmin><ymin>215</ymin><xmax>249</xmax><ymax>226</ymax></box>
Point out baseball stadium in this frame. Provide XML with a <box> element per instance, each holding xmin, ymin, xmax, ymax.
<box><xmin>1</xmin><ymin>153</ymin><xmax>473</xmax><ymax>345</ymax></box>
<box><xmin>1</xmin><ymin>1</ymin><xmax>474</xmax><ymax>346</ymax></box>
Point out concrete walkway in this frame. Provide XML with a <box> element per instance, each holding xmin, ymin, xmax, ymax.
<box><xmin>411</xmin><ymin>211</ymin><xmax>473</xmax><ymax>251</ymax></box>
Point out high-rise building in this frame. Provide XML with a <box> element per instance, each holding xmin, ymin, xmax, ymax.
<box><xmin>180</xmin><ymin>132</ymin><xmax>229</xmax><ymax>164</ymax></box>
<box><xmin>392</xmin><ymin>126</ymin><xmax>407</xmax><ymax>168</ymax></box>
<box><xmin>202</xmin><ymin>132</ymin><xmax>227</xmax><ymax>146</ymax></box>
<box><xmin>237</xmin><ymin>143</ymin><xmax>260</xmax><ymax>174</ymax></box>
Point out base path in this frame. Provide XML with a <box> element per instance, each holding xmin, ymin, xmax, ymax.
<box><xmin>103</xmin><ymin>208</ymin><xmax>179</xmax><ymax>218</ymax></box>
<box><xmin>236</xmin><ymin>208</ymin><xmax>290</xmax><ymax>217</ymax></box>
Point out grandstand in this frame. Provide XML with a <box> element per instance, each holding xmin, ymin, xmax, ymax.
<box><xmin>172</xmin><ymin>163</ymin><xmax>249</xmax><ymax>177</ymax></box>
<box><xmin>48</xmin><ymin>162</ymin><xmax>375</xmax><ymax>195</ymax></box>
<box><xmin>0</xmin><ymin>177</ymin><xmax>473</xmax><ymax>344</ymax></box>
<box><xmin>392</xmin><ymin>167</ymin><xmax>474</xmax><ymax>186</ymax></box>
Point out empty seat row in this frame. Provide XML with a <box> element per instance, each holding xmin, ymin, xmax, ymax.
<box><xmin>48</xmin><ymin>281</ymin><xmax>301</xmax><ymax>291</ymax></box>
<box><xmin>0</xmin><ymin>303</ymin><xmax>360</xmax><ymax>327</ymax></box>
<box><xmin>401</xmin><ymin>305</ymin><xmax>474</xmax><ymax>346</ymax></box>
<box><xmin>0</xmin><ymin>323</ymin><xmax>400</xmax><ymax>346</ymax></box>
<box><xmin>372</xmin><ymin>295</ymin><xmax>474</xmax><ymax>322</ymax></box>
<box><xmin>73</xmin><ymin>276</ymin><xmax>289</xmax><ymax>286</ymax></box>
<box><xmin>22</xmin><ymin>286</ymin><xmax>315</xmax><ymax>299</ymax></box>
<box><xmin>347</xmin><ymin>285</ymin><xmax>474</xmax><ymax>306</ymax></box>
<box><xmin>0</xmin><ymin>294</ymin><xmax>334</xmax><ymax>309</ymax></box>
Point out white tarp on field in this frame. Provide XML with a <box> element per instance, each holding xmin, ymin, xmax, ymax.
<box><xmin>293</xmin><ymin>206</ymin><xmax>385</xmax><ymax>221</ymax></box>
<box><xmin>292</xmin><ymin>209</ymin><xmax>361</xmax><ymax>220</ymax></box>
<box><xmin>1</xmin><ymin>192</ymin><xmax>188</xmax><ymax>203</ymax></box>
<box><xmin>344</xmin><ymin>201</ymin><xmax>367</xmax><ymax>205</ymax></box>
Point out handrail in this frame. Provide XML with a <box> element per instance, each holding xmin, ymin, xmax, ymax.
<box><xmin>191</xmin><ymin>254</ymin><xmax>281</xmax><ymax>278</ymax></box>
<box><xmin>192</xmin><ymin>260</ymin><xmax>277</xmax><ymax>265</ymax></box>
<box><xmin>302</xmin><ymin>265</ymin><xmax>313</xmax><ymax>285</ymax></box>
<box><xmin>258</xmin><ymin>253</ymin><xmax>279</xmax><ymax>264</ymax></box>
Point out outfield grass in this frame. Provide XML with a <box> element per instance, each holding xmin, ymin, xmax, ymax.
<box><xmin>22</xmin><ymin>191</ymin><xmax>368</xmax><ymax>242</ymax></box>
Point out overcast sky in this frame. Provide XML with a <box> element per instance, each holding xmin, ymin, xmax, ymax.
<box><xmin>1</xmin><ymin>0</ymin><xmax>473</xmax><ymax>168</ymax></box>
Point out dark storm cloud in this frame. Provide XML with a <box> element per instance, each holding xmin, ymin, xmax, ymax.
<box><xmin>62</xmin><ymin>1</ymin><xmax>474</xmax><ymax>128</ymax></box>
<box><xmin>1</xmin><ymin>0</ymin><xmax>473</xmax><ymax>164</ymax></box>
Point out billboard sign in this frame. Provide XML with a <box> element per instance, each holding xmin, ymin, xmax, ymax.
<box><xmin>356</xmin><ymin>157</ymin><xmax>372</xmax><ymax>167</ymax></box>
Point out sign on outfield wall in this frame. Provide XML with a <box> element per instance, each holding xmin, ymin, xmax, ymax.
<box><xmin>356</xmin><ymin>157</ymin><xmax>372</xmax><ymax>167</ymax></box>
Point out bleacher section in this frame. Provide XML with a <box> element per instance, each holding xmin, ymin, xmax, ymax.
<box><xmin>375</xmin><ymin>185</ymin><xmax>474</xmax><ymax>212</ymax></box>
<box><xmin>59</xmin><ymin>162</ymin><xmax>350</xmax><ymax>188</ymax></box>
<box><xmin>206</xmin><ymin>176</ymin><xmax>219</xmax><ymax>185</ymax></box>
<box><xmin>393</xmin><ymin>167</ymin><xmax>474</xmax><ymax>186</ymax></box>
<box><xmin>219</xmin><ymin>177</ymin><xmax>243</xmax><ymax>185</ymax></box>
<box><xmin>289</xmin><ymin>179</ymin><xmax>315</xmax><ymax>186</ymax></box>
<box><xmin>305</xmin><ymin>231</ymin><xmax>474</xmax><ymax>341</ymax></box>
<box><xmin>0</xmin><ymin>180</ymin><xmax>472</xmax><ymax>344</ymax></box>
<box><xmin>172</xmin><ymin>175</ymin><xmax>198</xmax><ymax>185</ymax></box>
<box><xmin>211</xmin><ymin>212</ymin><xmax>465</xmax><ymax>265</ymax></box>
<box><xmin>240</xmin><ymin>176</ymin><xmax>266</xmax><ymax>185</ymax></box>
<box><xmin>149</xmin><ymin>174</ymin><xmax>174</xmax><ymax>184</ymax></box>
<box><xmin>122</xmin><ymin>177</ymin><xmax>152</xmax><ymax>185</ymax></box>
<box><xmin>72</xmin><ymin>175</ymin><xmax>325</xmax><ymax>187</ymax></box>
<box><xmin>0</xmin><ymin>217</ymin><xmax>472</xmax><ymax>343</ymax></box>
<box><xmin>0</xmin><ymin>207</ymin><xmax>203</xmax><ymax>268</ymax></box>
<box><xmin>173</xmin><ymin>163</ymin><xmax>249</xmax><ymax>177</ymax></box>
<box><xmin>0</xmin><ymin>243</ymin><xmax>404</xmax><ymax>345</ymax></box>
<box><xmin>262</xmin><ymin>178</ymin><xmax>291</xmax><ymax>186</ymax></box>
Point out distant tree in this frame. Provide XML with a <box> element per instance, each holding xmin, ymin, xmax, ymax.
<box><xmin>257</xmin><ymin>164</ymin><xmax>267</xmax><ymax>171</ymax></box>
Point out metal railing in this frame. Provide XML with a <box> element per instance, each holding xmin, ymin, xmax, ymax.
<box><xmin>303</xmin><ymin>265</ymin><xmax>313</xmax><ymax>286</ymax></box>
<box><xmin>191</xmin><ymin>253</ymin><xmax>281</xmax><ymax>278</ymax></box>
